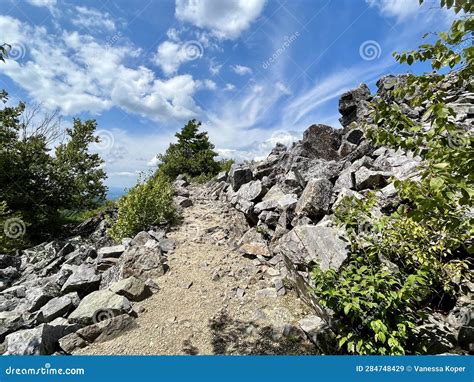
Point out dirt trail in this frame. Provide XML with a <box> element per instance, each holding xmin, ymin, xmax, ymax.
<box><xmin>76</xmin><ymin>186</ymin><xmax>315</xmax><ymax>355</ymax></box>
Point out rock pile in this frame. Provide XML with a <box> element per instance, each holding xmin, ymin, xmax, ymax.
<box><xmin>0</xmin><ymin>191</ymin><xmax>179</xmax><ymax>355</ymax></box>
<box><xmin>206</xmin><ymin>74</ymin><xmax>473</xmax><ymax>354</ymax></box>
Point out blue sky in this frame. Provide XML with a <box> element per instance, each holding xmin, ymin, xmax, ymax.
<box><xmin>0</xmin><ymin>0</ymin><xmax>454</xmax><ymax>191</ymax></box>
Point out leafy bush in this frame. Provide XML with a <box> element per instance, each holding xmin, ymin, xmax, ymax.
<box><xmin>0</xmin><ymin>94</ymin><xmax>107</xmax><ymax>245</ymax></box>
<box><xmin>311</xmin><ymin>1</ymin><xmax>473</xmax><ymax>355</ymax></box>
<box><xmin>218</xmin><ymin>159</ymin><xmax>234</xmax><ymax>173</ymax></box>
<box><xmin>0</xmin><ymin>201</ymin><xmax>27</xmax><ymax>253</ymax></box>
<box><xmin>109</xmin><ymin>174</ymin><xmax>176</xmax><ymax>241</ymax></box>
<box><xmin>157</xmin><ymin>119</ymin><xmax>220</xmax><ymax>180</ymax></box>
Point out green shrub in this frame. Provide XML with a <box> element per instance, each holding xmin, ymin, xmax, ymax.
<box><xmin>109</xmin><ymin>174</ymin><xmax>176</xmax><ymax>241</ymax></box>
<box><xmin>218</xmin><ymin>159</ymin><xmax>234</xmax><ymax>173</ymax></box>
<box><xmin>157</xmin><ymin>119</ymin><xmax>220</xmax><ymax>180</ymax></box>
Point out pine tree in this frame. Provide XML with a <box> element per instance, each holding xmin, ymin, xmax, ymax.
<box><xmin>157</xmin><ymin>119</ymin><xmax>220</xmax><ymax>179</ymax></box>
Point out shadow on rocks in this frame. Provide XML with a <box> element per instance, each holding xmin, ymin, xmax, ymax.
<box><xmin>208</xmin><ymin>311</ymin><xmax>318</xmax><ymax>355</ymax></box>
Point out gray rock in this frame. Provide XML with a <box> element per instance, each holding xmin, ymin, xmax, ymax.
<box><xmin>120</xmin><ymin>245</ymin><xmax>166</xmax><ymax>281</ymax></box>
<box><xmin>109</xmin><ymin>276</ymin><xmax>151</xmax><ymax>302</ymax></box>
<box><xmin>254</xmin><ymin>185</ymin><xmax>297</xmax><ymax>213</ymax></box>
<box><xmin>298</xmin><ymin>315</ymin><xmax>335</xmax><ymax>353</ymax></box>
<box><xmin>174</xmin><ymin>196</ymin><xmax>193</xmax><ymax>208</ymax></box>
<box><xmin>61</xmin><ymin>264</ymin><xmax>101</xmax><ymax>295</ymax></box>
<box><xmin>229</xmin><ymin>164</ymin><xmax>253</xmax><ymax>191</ymax></box>
<box><xmin>36</xmin><ymin>292</ymin><xmax>80</xmax><ymax>323</ymax></box>
<box><xmin>235</xmin><ymin>180</ymin><xmax>265</xmax><ymax>202</ymax></box>
<box><xmin>216</xmin><ymin>171</ymin><xmax>227</xmax><ymax>182</ymax></box>
<box><xmin>338</xmin><ymin>83</ymin><xmax>371</xmax><ymax>127</ymax></box>
<box><xmin>277</xmin><ymin>225</ymin><xmax>349</xmax><ymax>308</ymax></box>
<box><xmin>354</xmin><ymin>167</ymin><xmax>391</xmax><ymax>190</ymax></box>
<box><xmin>68</xmin><ymin>289</ymin><xmax>133</xmax><ymax>325</ymax></box>
<box><xmin>25</xmin><ymin>283</ymin><xmax>60</xmax><ymax>312</ymax></box>
<box><xmin>76</xmin><ymin>314</ymin><xmax>136</xmax><ymax>344</ymax></box>
<box><xmin>97</xmin><ymin>245</ymin><xmax>125</xmax><ymax>258</ymax></box>
<box><xmin>0</xmin><ymin>310</ymin><xmax>26</xmax><ymax>341</ymax></box>
<box><xmin>255</xmin><ymin>288</ymin><xmax>278</xmax><ymax>298</ymax></box>
<box><xmin>58</xmin><ymin>332</ymin><xmax>88</xmax><ymax>353</ymax></box>
<box><xmin>133</xmin><ymin>231</ymin><xmax>154</xmax><ymax>246</ymax></box>
<box><xmin>3</xmin><ymin>323</ymin><xmax>67</xmax><ymax>355</ymax></box>
<box><xmin>295</xmin><ymin>178</ymin><xmax>333</xmax><ymax>218</ymax></box>
<box><xmin>158</xmin><ymin>238</ymin><xmax>176</xmax><ymax>252</ymax></box>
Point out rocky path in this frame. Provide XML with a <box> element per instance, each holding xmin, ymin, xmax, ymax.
<box><xmin>76</xmin><ymin>187</ymin><xmax>316</xmax><ymax>355</ymax></box>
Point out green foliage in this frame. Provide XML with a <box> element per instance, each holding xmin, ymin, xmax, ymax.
<box><xmin>55</xmin><ymin>118</ymin><xmax>107</xmax><ymax>210</ymax></box>
<box><xmin>311</xmin><ymin>1</ymin><xmax>473</xmax><ymax>355</ymax></box>
<box><xmin>157</xmin><ymin>119</ymin><xmax>220</xmax><ymax>180</ymax></box>
<box><xmin>109</xmin><ymin>173</ymin><xmax>176</xmax><ymax>241</ymax></box>
<box><xmin>218</xmin><ymin>159</ymin><xmax>234</xmax><ymax>173</ymax></box>
<box><xmin>0</xmin><ymin>92</ymin><xmax>107</xmax><ymax>246</ymax></box>
<box><xmin>0</xmin><ymin>201</ymin><xmax>26</xmax><ymax>253</ymax></box>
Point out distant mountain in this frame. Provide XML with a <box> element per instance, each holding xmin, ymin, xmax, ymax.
<box><xmin>107</xmin><ymin>186</ymin><xmax>127</xmax><ymax>200</ymax></box>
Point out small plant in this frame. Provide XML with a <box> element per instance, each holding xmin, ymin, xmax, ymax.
<box><xmin>109</xmin><ymin>173</ymin><xmax>176</xmax><ymax>241</ymax></box>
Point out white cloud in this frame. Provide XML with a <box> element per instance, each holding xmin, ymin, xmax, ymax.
<box><xmin>366</xmin><ymin>0</ymin><xmax>452</xmax><ymax>22</ymax></box>
<box><xmin>72</xmin><ymin>6</ymin><xmax>117</xmax><ymax>32</ymax></box>
<box><xmin>175</xmin><ymin>0</ymin><xmax>266</xmax><ymax>40</ymax></box>
<box><xmin>200</xmin><ymin>79</ymin><xmax>217</xmax><ymax>90</ymax></box>
<box><xmin>153</xmin><ymin>39</ymin><xmax>203</xmax><ymax>76</ymax></box>
<box><xmin>276</xmin><ymin>81</ymin><xmax>291</xmax><ymax>95</ymax></box>
<box><xmin>224</xmin><ymin>83</ymin><xmax>236</xmax><ymax>91</ymax></box>
<box><xmin>231</xmin><ymin>64</ymin><xmax>253</xmax><ymax>75</ymax></box>
<box><xmin>209</xmin><ymin>60</ymin><xmax>222</xmax><ymax>75</ymax></box>
<box><xmin>0</xmin><ymin>15</ymin><xmax>205</xmax><ymax>122</ymax></box>
<box><xmin>27</xmin><ymin>0</ymin><xmax>56</xmax><ymax>9</ymax></box>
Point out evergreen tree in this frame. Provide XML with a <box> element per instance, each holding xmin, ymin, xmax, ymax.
<box><xmin>157</xmin><ymin>119</ymin><xmax>220</xmax><ymax>179</ymax></box>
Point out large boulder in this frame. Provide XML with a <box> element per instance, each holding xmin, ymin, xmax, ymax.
<box><xmin>235</xmin><ymin>180</ymin><xmax>265</xmax><ymax>202</ymax></box>
<box><xmin>120</xmin><ymin>245</ymin><xmax>166</xmax><ymax>281</ymax></box>
<box><xmin>59</xmin><ymin>314</ymin><xmax>137</xmax><ymax>353</ymax></box>
<box><xmin>228</xmin><ymin>164</ymin><xmax>253</xmax><ymax>191</ymax></box>
<box><xmin>3</xmin><ymin>322</ymin><xmax>71</xmax><ymax>355</ymax></box>
<box><xmin>277</xmin><ymin>225</ymin><xmax>349</xmax><ymax>309</ymax></box>
<box><xmin>296</xmin><ymin>124</ymin><xmax>341</xmax><ymax>161</ymax></box>
<box><xmin>295</xmin><ymin>178</ymin><xmax>333</xmax><ymax>219</ymax></box>
<box><xmin>68</xmin><ymin>289</ymin><xmax>133</xmax><ymax>325</ymax></box>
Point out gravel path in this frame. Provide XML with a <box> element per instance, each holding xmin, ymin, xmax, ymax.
<box><xmin>75</xmin><ymin>187</ymin><xmax>316</xmax><ymax>355</ymax></box>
